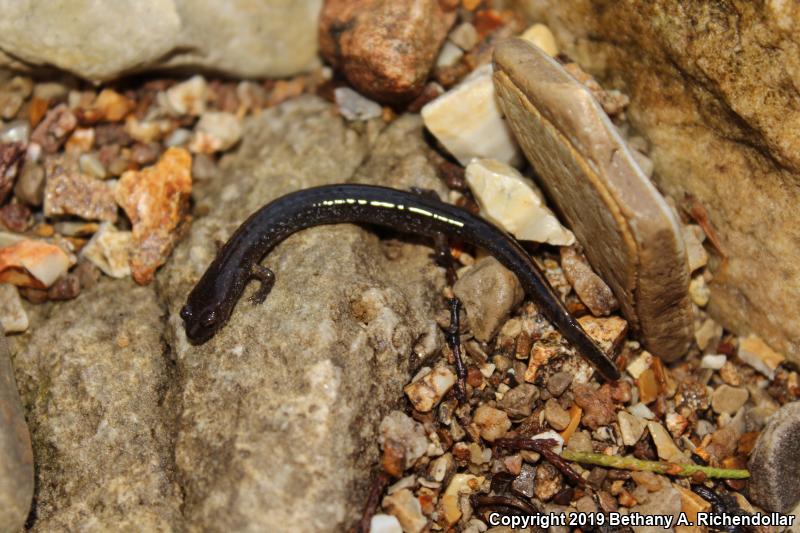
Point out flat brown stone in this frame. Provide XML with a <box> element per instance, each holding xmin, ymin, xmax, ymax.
<box><xmin>493</xmin><ymin>38</ymin><xmax>692</xmax><ymax>361</ymax></box>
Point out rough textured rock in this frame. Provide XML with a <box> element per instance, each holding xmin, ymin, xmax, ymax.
<box><xmin>749</xmin><ymin>401</ymin><xmax>800</xmax><ymax>513</ymax></box>
<box><xmin>0</xmin><ymin>0</ymin><xmax>321</xmax><ymax>82</ymax></box>
<box><xmin>319</xmin><ymin>0</ymin><xmax>456</xmax><ymax>103</ymax></box>
<box><xmin>8</xmin><ymin>279</ymin><xmax>183</xmax><ymax>531</ymax></box>
<box><xmin>158</xmin><ymin>97</ymin><xmax>446</xmax><ymax>531</ymax></box>
<box><xmin>493</xmin><ymin>38</ymin><xmax>693</xmax><ymax>362</ymax></box>
<box><xmin>0</xmin><ymin>325</ymin><xmax>34</xmax><ymax>533</ymax></box>
<box><xmin>512</xmin><ymin>0</ymin><xmax>800</xmax><ymax>365</ymax></box>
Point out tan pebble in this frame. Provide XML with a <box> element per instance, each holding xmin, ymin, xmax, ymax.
<box><xmin>472</xmin><ymin>405</ymin><xmax>511</xmax><ymax>442</ymax></box>
<box><xmin>520</xmin><ymin>23</ymin><xmax>558</xmax><ymax>57</ymax></box>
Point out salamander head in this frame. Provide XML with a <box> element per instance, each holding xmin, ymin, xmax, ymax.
<box><xmin>180</xmin><ymin>300</ymin><xmax>225</xmax><ymax>344</ymax></box>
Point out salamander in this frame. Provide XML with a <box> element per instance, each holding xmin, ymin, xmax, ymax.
<box><xmin>180</xmin><ymin>184</ymin><xmax>620</xmax><ymax>381</ymax></box>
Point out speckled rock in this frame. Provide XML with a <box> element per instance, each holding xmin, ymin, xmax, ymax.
<box><xmin>8</xmin><ymin>279</ymin><xmax>183</xmax><ymax>531</ymax></box>
<box><xmin>0</xmin><ymin>325</ymin><xmax>34</xmax><ymax>533</ymax></box>
<box><xmin>493</xmin><ymin>38</ymin><xmax>692</xmax><ymax>362</ymax></box>
<box><xmin>749</xmin><ymin>401</ymin><xmax>800</xmax><ymax>513</ymax></box>
<box><xmin>158</xmin><ymin>97</ymin><xmax>447</xmax><ymax>531</ymax></box>
<box><xmin>0</xmin><ymin>0</ymin><xmax>321</xmax><ymax>82</ymax></box>
<box><xmin>514</xmin><ymin>0</ymin><xmax>800</xmax><ymax>366</ymax></box>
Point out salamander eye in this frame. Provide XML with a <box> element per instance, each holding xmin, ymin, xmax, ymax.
<box><xmin>201</xmin><ymin>309</ymin><xmax>218</xmax><ymax>327</ymax></box>
<box><xmin>180</xmin><ymin>305</ymin><xmax>193</xmax><ymax>321</ymax></box>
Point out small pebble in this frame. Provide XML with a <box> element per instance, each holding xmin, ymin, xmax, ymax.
<box><xmin>511</xmin><ymin>464</ymin><xmax>536</xmax><ymax>498</ymax></box>
<box><xmin>520</xmin><ymin>23</ymin><xmax>559</xmax><ymax>57</ymax></box>
<box><xmin>435</xmin><ymin>41</ymin><xmax>464</xmax><ymax>68</ymax></box>
<box><xmin>404</xmin><ymin>366</ymin><xmax>456</xmax><ymax>412</ymax></box>
<box><xmin>647</xmin><ymin>421</ymin><xmax>687</xmax><ymax>463</ymax></box>
<box><xmin>448</xmin><ymin>22</ymin><xmax>478</xmax><ymax>51</ymax></box>
<box><xmin>370</xmin><ymin>514</ymin><xmax>402</xmax><ymax>533</ymax></box>
<box><xmin>81</xmin><ymin>223</ymin><xmax>132</xmax><ymax>278</ymax></box>
<box><xmin>382</xmin><ymin>489</ymin><xmax>427</xmax><ymax>533</ymax></box>
<box><xmin>379</xmin><ymin>411</ymin><xmax>429</xmax><ymax>470</ymax></box>
<box><xmin>689</xmin><ymin>275</ymin><xmax>710</xmax><ymax>306</ymax></box>
<box><xmin>546</xmin><ymin>371</ymin><xmax>572</xmax><ymax>397</ymax></box>
<box><xmin>682</xmin><ymin>224</ymin><xmax>708</xmax><ymax>272</ymax></box>
<box><xmin>577</xmin><ymin>315</ymin><xmax>628</xmax><ymax>354</ymax></box>
<box><xmin>116</xmin><ymin>147</ymin><xmax>192</xmax><ymax>284</ymax></box>
<box><xmin>442</xmin><ymin>473</ymin><xmax>483</xmax><ymax>525</ymax></box>
<box><xmin>79</xmin><ymin>152</ymin><xmax>107</xmax><ymax>179</ymax></box>
<box><xmin>560</xmin><ymin>246</ymin><xmax>618</xmax><ymax>316</ymax></box>
<box><xmin>472</xmin><ymin>405</ymin><xmax>511</xmax><ymax>442</ymax></box>
<box><xmin>164</xmin><ymin>128</ymin><xmax>193</xmax><ymax>148</ymax></box>
<box><xmin>30</xmin><ymin>104</ymin><xmax>77</xmax><ymax>152</ymax></box>
<box><xmin>711</xmin><ymin>384</ymin><xmax>749</xmax><ymax>415</ymax></box>
<box><xmin>544</xmin><ymin>399</ymin><xmax>571</xmax><ymax>431</ymax></box>
<box><xmin>694</xmin><ymin>318</ymin><xmax>723</xmax><ymax>351</ymax></box>
<box><xmin>335</xmin><ymin>87</ymin><xmax>383</xmax><ymax>122</ymax></box>
<box><xmin>189</xmin><ymin>112</ymin><xmax>243</xmax><ymax>153</ymax></box>
<box><xmin>43</xmin><ymin>169</ymin><xmax>118</xmax><ymax>222</ymax></box>
<box><xmin>700</xmin><ymin>353</ymin><xmax>726</xmax><ymax>370</ymax></box>
<box><xmin>164</xmin><ymin>75</ymin><xmax>208</xmax><ymax>116</ymax></box>
<box><xmin>618</xmin><ymin>411</ymin><xmax>646</xmax><ymax>446</ymax></box>
<box><xmin>0</xmin><ymin>239</ymin><xmax>70</xmax><ymax>288</ymax></box>
<box><xmin>498</xmin><ymin>383</ymin><xmax>538</xmax><ymax>418</ymax></box>
<box><xmin>534</xmin><ymin>462</ymin><xmax>563</xmax><ymax>501</ymax></box>
<box><xmin>737</xmin><ymin>333</ymin><xmax>785</xmax><ymax>379</ymax></box>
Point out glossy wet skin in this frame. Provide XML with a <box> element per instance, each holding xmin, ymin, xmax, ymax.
<box><xmin>179</xmin><ymin>184</ymin><xmax>620</xmax><ymax>381</ymax></box>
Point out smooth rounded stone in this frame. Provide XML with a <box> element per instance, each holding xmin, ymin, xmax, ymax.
<box><xmin>710</xmin><ymin>384</ymin><xmax>749</xmax><ymax>415</ymax></box>
<box><xmin>158</xmin><ymin>97</ymin><xmax>449</xmax><ymax>531</ymax></box>
<box><xmin>0</xmin><ymin>1</ymin><xmax>321</xmax><ymax>82</ymax></box>
<box><xmin>519</xmin><ymin>1</ymin><xmax>800</xmax><ymax>367</ymax></box>
<box><xmin>334</xmin><ymin>87</ymin><xmax>383</xmax><ymax>121</ymax></box>
<box><xmin>319</xmin><ymin>0</ymin><xmax>456</xmax><ymax>103</ymax></box>
<box><xmin>0</xmin><ymin>324</ymin><xmax>34</xmax><ymax>533</ymax></box>
<box><xmin>749</xmin><ymin>401</ymin><xmax>800</xmax><ymax>513</ymax></box>
<box><xmin>7</xmin><ymin>278</ymin><xmax>183</xmax><ymax>530</ymax></box>
<box><xmin>493</xmin><ymin>38</ymin><xmax>693</xmax><ymax>362</ymax></box>
<box><xmin>453</xmin><ymin>256</ymin><xmax>524</xmax><ymax>343</ymax></box>
<box><xmin>0</xmin><ymin>119</ymin><xmax>30</xmax><ymax>144</ymax></box>
<box><xmin>499</xmin><ymin>383</ymin><xmax>538</xmax><ymax>419</ymax></box>
<box><xmin>544</xmin><ymin>398</ymin><xmax>571</xmax><ymax>431</ymax></box>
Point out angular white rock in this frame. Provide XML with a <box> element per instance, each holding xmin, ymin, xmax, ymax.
<box><xmin>81</xmin><ymin>223</ymin><xmax>132</xmax><ymax>278</ymax></box>
<box><xmin>0</xmin><ymin>283</ymin><xmax>28</xmax><ymax>333</ymax></box>
<box><xmin>442</xmin><ymin>473</ymin><xmax>485</xmax><ymax>525</ymax></box>
<box><xmin>334</xmin><ymin>87</ymin><xmax>382</xmax><ymax>121</ymax></box>
<box><xmin>625</xmin><ymin>350</ymin><xmax>653</xmax><ymax>379</ymax></box>
<box><xmin>465</xmin><ymin>158</ymin><xmax>574</xmax><ymax>245</ymax></box>
<box><xmin>628</xmin><ymin>402</ymin><xmax>656</xmax><ymax>420</ymax></box>
<box><xmin>647</xmin><ymin>421</ymin><xmax>688</xmax><ymax>463</ymax></box>
<box><xmin>436</xmin><ymin>41</ymin><xmax>464</xmax><ymax>68</ymax></box>
<box><xmin>421</xmin><ymin>65</ymin><xmax>521</xmax><ymax>167</ymax></box>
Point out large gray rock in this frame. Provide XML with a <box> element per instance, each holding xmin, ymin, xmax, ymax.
<box><xmin>0</xmin><ymin>325</ymin><xmax>33</xmax><ymax>533</ymax></box>
<box><xmin>159</xmin><ymin>99</ymin><xmax>446</xmax><ymax>531</ymax></box>
<box><xmin>749</xmin><ymin>401</ymin><xmax>800</xmax><ymax>513</ymax></box>
<box><xmin>6</xmin><ymin>97</ymin><xmax>450</xmax><ymax>531</ymax></box>
<box><xmin>0</xmin><ymin>0</ymin><xmax>321</xmax><ymax>82</ymax></box>
<box><xmin>9</xmin><ymin>279</ymin><xmax>183</xmax><ymax>531</ymax></box>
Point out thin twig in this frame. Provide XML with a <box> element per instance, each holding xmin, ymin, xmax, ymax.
<box><xmin>560</xmin><ymin>450</ymin><xmax>750</xmax><ymax>479</ymax></box>
<box><xmin>446</xmin><ymin>297</ymin><xmax>468</xmax><ymax>403</ymax></box>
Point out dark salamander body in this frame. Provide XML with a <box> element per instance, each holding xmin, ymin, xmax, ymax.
<box><xmin>180</xmin><ymin>184</ymin><xmax>620</xmax><ymax>381</ymax></box>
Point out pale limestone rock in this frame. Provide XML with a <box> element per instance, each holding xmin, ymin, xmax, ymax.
<box><xmin>711</xmin><ymin>385</ymin><xmax>749</xmax><ymax>415</ymax></box>
<box><xmin>370</xmin><ymin>514</ymin><xmax>403</xmax><ymax>533</ymax></box>
<box><xmin>422</xmin><ymin>66</ymin><xmax>521</xmax><ymax>167</ymax></box>
<box><xmin>493</xmin><ymin>38</ymin><xmax>693</xmax><ymax>362</ymax></box>
<box><xmin>700</xmin><ymin>354</ymin><xmax>726</xmax><ymax>370</ymax></box>
<box><xmin>382</xmin><ymin>489</ymin><xmax>427</xmax><ymax>533</ymax></box>
<box><xmin>189</xmin><ymin>112</ymin><xmax>243</xmax><ymax>153</ymax></box>
<box><xmin>442</xmin><ymin>474</ymin><xmax>484</xmax><ymax>525</ymax></box>
<box><xmin>466</xmin><ymin>158</ymin><xmax>574</xmax><ymax>245</ymax></box>
<box><xmin>473</xmin><ymin>405</ymin><xmax>511</xmax><ymax>442</ymax></box>
<box><xmin>626</xmin><ymin>350</ymin><xmax>653</xmax><ymax>379</ymax></box>
<box><xmin>682</xmin><ymin>224</ymin><xmax>708</xmax><ymax>272</ymax></box>
<box><xmin>0</xmin><ymin>1</ymin><xmax>321</xmax><ymax>82</ymax></box>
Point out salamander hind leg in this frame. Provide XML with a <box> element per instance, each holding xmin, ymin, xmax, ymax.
<box><xmin>249</xmin><ymin>265</ymin><xmax>276</xmax><ymax>305</ymax></box>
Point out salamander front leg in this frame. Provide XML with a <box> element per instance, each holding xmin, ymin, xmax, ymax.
<box><xmin>249</xmin><ymin>265</ymin><xmax>276</xmax><ymax>305</ymax></box>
